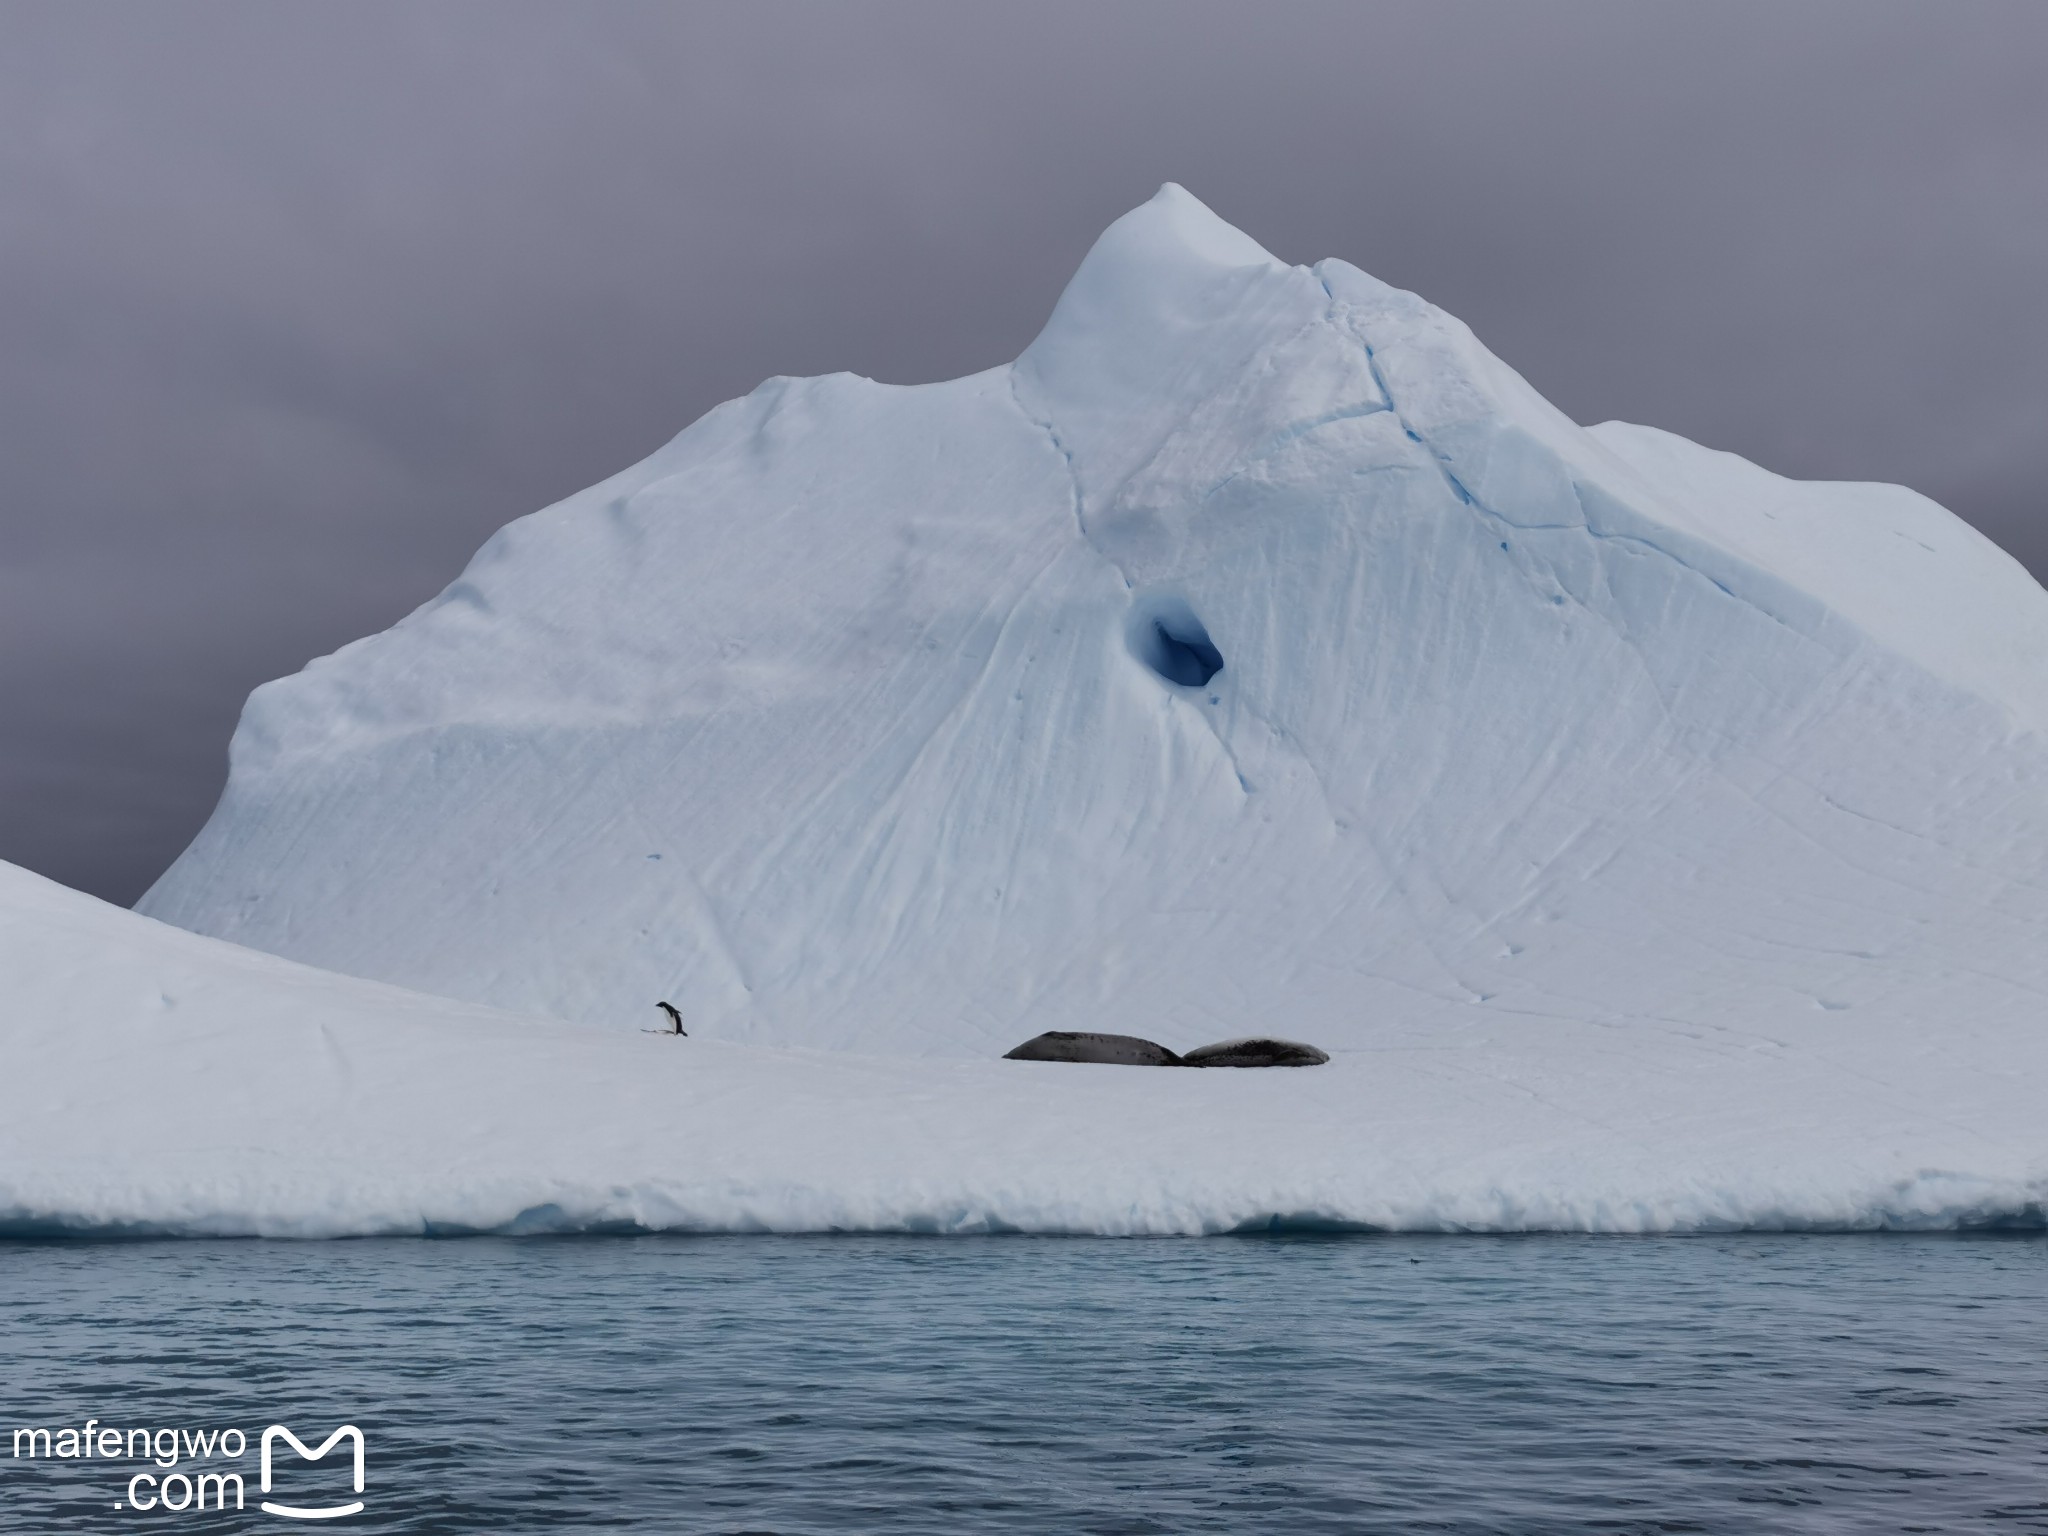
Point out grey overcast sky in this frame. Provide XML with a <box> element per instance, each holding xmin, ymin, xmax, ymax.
<box><xmin>3</xmin><ymin>1</ymin><xmax>2045</xmax><ymax>904</ymax></box>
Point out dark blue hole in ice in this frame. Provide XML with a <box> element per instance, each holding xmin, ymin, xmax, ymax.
<box><xmin>1131</xmin><ymin>599</ymin><xmax>1224</xmax><ymax>688</ymax></box>
<box><xmin>1146</xmin><ymin>619</ymin><xmax>1223</xmax><ymax>687</ymax></box>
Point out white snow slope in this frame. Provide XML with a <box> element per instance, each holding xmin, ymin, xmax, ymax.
<box><xmin>6</xmin><ymin>859</ymin><xmax>2041</xmax><ymax>1235</ymax></box>
<box><xmin>22</xmin><ymin>182</ymin><xmax>2036</xmax><ymax>1234</ymax></box>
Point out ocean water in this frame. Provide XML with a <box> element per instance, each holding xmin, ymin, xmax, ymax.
<box><xmin>2</xmin><ymin>1234</ymin><xmax>2044</xmax><ymax>1533</ymax></box>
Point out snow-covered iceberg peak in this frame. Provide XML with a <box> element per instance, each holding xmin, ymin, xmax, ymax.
<box><xmin>1030</xmin><ymin>183</ymin><xmax>1290</xmax><ymax>357</ymax></box>
<box><xmin>142</xmin><ymin>186</ymin><xmax>2048</xmax><ymax>1089</ymax></box>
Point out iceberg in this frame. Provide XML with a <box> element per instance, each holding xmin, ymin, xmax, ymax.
<box><xmin>10</xmin><ymin>184</ymin><xmax>2044</xmax><ymax>1235</ymax></box>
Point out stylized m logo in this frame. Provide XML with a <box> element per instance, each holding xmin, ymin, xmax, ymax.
<box><xmin>259</xmin><ymin>1424</ymin><xmax>365</xmax><ymax>1520</ymax></box>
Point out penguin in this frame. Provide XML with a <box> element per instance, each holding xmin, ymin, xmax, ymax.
<box><xmin>656</xmin><ymin>1001</ymin><xmax>686</xmax><ymax>1036</ymax></box>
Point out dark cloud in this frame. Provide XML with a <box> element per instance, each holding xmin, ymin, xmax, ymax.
<box><xmin>3</xmin><ymin>0</ymin><xmax>2044</xmax><ymax>901</ymax></box>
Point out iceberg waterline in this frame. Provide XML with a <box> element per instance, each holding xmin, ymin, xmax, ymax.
<box><xmin>7</xmin><ymin>185</ymin><xmax>2045</xmax><ymax>1235</ymax></box>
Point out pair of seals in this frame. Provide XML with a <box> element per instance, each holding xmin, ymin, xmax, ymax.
<box><xmin>1002</xmin><ymin>1031</ymin><xmax>1328</xmax><ymax>1068</ymax></box>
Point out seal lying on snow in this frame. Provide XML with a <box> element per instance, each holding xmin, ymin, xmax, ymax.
<box><xmin>1002</xmin><ymin>1032</ymin><xmax>1330</xmax><ymax>1067</ymax></box>
<box><xmin>1003</xmin><ymin>1031</ymin><xmax>1186</xmax><ymax>1066</ymax></box>
<box><xmin>1180</xmin><ymin>1037</ymin><xmax>1329</xmax><ymax>1068</ymax></box>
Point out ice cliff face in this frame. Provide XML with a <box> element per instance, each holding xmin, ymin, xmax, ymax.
<box><xmin>141</xmin><ymin>185</ymin><xmax>2048</xmax><ymax>1063</ymax></box>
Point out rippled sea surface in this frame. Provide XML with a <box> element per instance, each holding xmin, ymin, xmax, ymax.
<box><xmin>2</xmin><ymin>1234</ymin><xmax>2045</xmax><ymax>1533</ymax></box>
